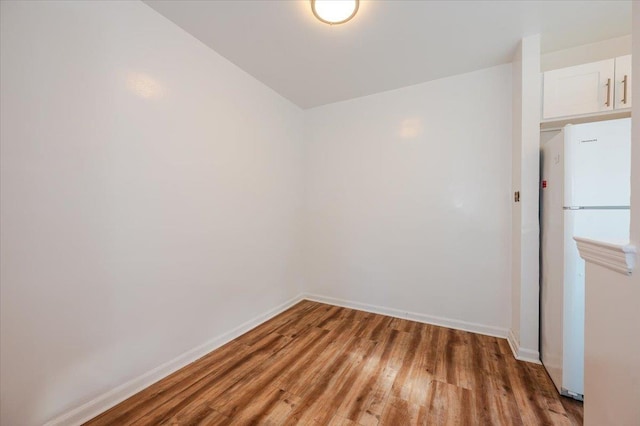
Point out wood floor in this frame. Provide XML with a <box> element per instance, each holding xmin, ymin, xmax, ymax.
<box><xmin>85</xmin><ymin>301</ymin><xmax>583</xmax><ymax>425</ymax></box>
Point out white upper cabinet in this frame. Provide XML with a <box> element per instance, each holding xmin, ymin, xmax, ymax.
<box><xmin>543</xmin><ymin>59</ymin><xmax>615</xmax><ymax>120</ymax></box>
<box><xmin>542</xmin><ymin>56</ymin><xmax>632</xmax><ymax>120</ymax></box>
<box><xmin>614</xmin><ymin>55</ymin><xmax>632</xmax><ymax>110</ymax></box>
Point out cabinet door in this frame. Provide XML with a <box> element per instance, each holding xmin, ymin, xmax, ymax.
<box><xmin>614</xmin><ymin>55</ymin><xmax>632</xmax><ymax>109</ymax></box>
<box><xmin>543</xmin><ymin>59</ymin><xmax>615</xmax><ymax>119</ymax></box>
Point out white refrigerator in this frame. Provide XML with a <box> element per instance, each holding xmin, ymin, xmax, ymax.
<box><xmin>540</xmin><ymin>118</ymin><xmax>631</xmax><ymax>401</ymax></box>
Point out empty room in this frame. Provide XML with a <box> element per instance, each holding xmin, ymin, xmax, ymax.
<box><xmin>1</xmin><ymin>1</ymin><xmax>639</xmax><ymax>425</ymax></box>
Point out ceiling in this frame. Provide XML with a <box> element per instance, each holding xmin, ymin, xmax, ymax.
<box><xmin>144</xmin><ymin>0</ymin><xmax>631</xmax><ymax>109</ymax></box>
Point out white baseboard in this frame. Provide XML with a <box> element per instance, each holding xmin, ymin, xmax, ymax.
<box><xmin>44</xmin><ymin>294</ymin><xmax>305</xmax><ymax>426</ymax></box>
<box><xmin>507</xmin><ymin>329</ymin><xmax>541</xmax><ymax>364</ymax></box>
<box><xmin>45</xmin><ymin>292</ymin><xmax>536</xmax><ymax>425</ymax></box>
<box><xmin>302</xmin><ymin>293</ymin><xmax>509</xmax><ymax>339</ymax></box>
<box><xmin>304</xmin><ymin>294</ymin><xmax>545</xmax><ymax>365</ymax></box>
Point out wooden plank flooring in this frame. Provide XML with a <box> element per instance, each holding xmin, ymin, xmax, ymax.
<box><xmin>85</xmin><ymin>301</ymin><xmax>583</xmax><ymax>425</ymax></box>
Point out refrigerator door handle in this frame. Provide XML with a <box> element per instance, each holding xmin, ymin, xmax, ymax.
<box><xmin>563</xmin><ymin>206</ymin><xmax>630</xmax><ymax>210</ymax></box>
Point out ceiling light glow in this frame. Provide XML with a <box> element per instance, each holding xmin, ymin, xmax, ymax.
<box><xmin>311</xmin><ymin>0</ymin><xmax>359</xmax><ymax>25</ymax></box>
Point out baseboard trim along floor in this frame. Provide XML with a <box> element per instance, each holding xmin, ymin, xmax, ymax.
<box><xmin>302</xmin><ymin>293</ymin><xmax>509</xmax><ymax>339</ymax></box>
<box><xmin>46</xmin><ymin>293</ymin><xmax>537</xmax><ymax>425</ymax></box>
<box><xmin>44</xmin><ymin>294</ymin><xmax>305</xmax><ymax>426</ymax></box>
<box><xmin>507</xmin><ymin>329</ymin><xmax>542</xmax><ymax>365</ymax></box>
<box><xmin>304</xmin><ymin>294</ymin><xmax>544</xmax><ymax>365</ymax></box>
<box><xmin>84</xmin><ymin>300</ymin><xmax>581</xmax><ymax>425</ymax></box>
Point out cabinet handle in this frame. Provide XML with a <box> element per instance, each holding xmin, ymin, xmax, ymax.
<box><xmin>622</xmin><ymin>75</ymin><xmax>628</xmax><ymax>105</ymax></box>
<box><xmin>605</xmin><ymin>78</ymin><xmax>611</xmax><ymax>107</ymax></box>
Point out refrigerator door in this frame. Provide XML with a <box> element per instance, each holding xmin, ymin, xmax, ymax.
<box><xmin>562</xmin><ymin>208</ymin><xmax>630</xmax><ymax>398</ymax></box>
<box><xmin>540</xmin><ymin>130</ymin><xmax>565</xmax><ymax>393</ymax></box>
<box><xmin>564</xmin><ymin>118</ymin><xmax>631</xmax><ymax>208</ymax></box>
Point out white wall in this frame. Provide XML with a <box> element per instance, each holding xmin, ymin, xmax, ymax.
<box><xmin>510</xmin><ymin>35</ymin><xmax>541</xmax><ymax>362</ymax></box>
<box><xmin>0</xmin><ymin>2</ymin><xmax>304</xmax><ymax>425</ymax></box>
<box><xmin>303</xmin><ymin>65</ymin><xmax>513</xmax><ymax>335</ymax></box>
<box><xmin>541</xmin><ymin>35</ymin><xmax>631</xmax><ymax>72</ymax></box>
<box><xmin>583</xmin><ymin>263</ymin><xmax>639</xmax><ymax>425</ymax></box>
<box><xmin>511</xmin><ymin>44</ymin><xmax>523</xmax><ymax>350</ymax></box>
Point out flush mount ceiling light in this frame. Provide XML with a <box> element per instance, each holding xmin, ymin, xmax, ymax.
<box><xmin>311</xmin><ymin>0</ymin><xmax>359</xmax><ymax>25</ymax></box>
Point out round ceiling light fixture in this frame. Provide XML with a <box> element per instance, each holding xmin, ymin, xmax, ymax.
<box><xmin>311</xmin><ymin>0</ymin><xmax>359</xmax><ymax>25</ymax></box>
